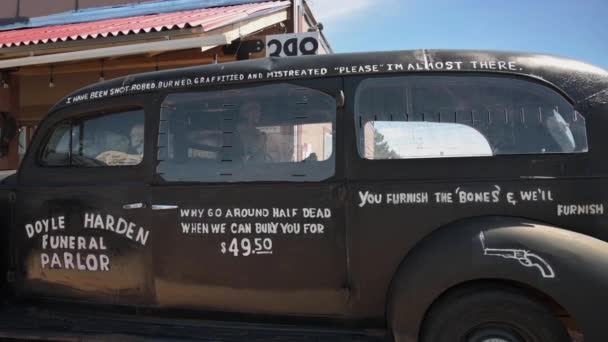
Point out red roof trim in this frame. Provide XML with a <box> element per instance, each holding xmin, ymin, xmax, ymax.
<box><xmin>0</xmin><ymin>1</ymin><xmax>290</xmax><ymax>48</ymax></box>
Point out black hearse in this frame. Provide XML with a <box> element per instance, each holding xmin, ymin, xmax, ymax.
<box><xmin>0</xmin><ymin>50</ymin><xmax>607</xmax><ymax>342</ymax></box>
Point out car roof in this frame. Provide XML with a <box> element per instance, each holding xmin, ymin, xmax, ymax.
<box><xmin>52</xmin><ymin>49</ymin><xmax>608</xmax><ymax>113</ymax></box>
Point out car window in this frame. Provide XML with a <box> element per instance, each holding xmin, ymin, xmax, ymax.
<box><xmin>40</xmin><ymin>109</ymin><xmax>145</xmax><ymax>167</ymax></box>
<box><xmin>41</xmin><ymin>122</ymin><xmax>71</xmax><ymax>166</ymax></box>
<box><xmin>362</xmin><ymin>121</ymin><xmax>493</xmax><ymax>159</ymax></box>
<box><xmin>157</xmin><ymin>83</ymin><xmax>336</xmax><ymax>182</ymax></box>
<box><xmin>355</xmin><ymin>76</ymin><xmax>588</xmax><ymax>159</ymax></box>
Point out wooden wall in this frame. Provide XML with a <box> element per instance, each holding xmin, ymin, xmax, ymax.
<box><xmin>0</xmin><ymin>74</ymin><xmax>20</xmax><ymax>170</ymax></box>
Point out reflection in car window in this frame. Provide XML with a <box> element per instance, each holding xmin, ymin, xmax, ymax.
<box><xmin>355</xmin><ymin>76</ymin><xmax>588</xmax><ymax>160</ymax></box>
<box><xmin>364</xmin><ymin>121</ymin><xmax>493</xmax><ymax>159</ymax></box>
<box><xmin>41</xmin><ymin>109</ymin><xmax>145</xmax><ymax>167</ymax></box>
<box><xmin>157</xmin><ymin>83</ymin><xmax>336</xmax><ymax>182</ymax></box>
<box><xmin>41</xmin><ymin>122</ymin><xmax>71</xmax><ymax>166</ymax></box>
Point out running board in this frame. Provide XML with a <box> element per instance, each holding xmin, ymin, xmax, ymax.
<box><xmin>0</xmin><ymin>305</ymin><xmax>390</xmax><ymax>341</ymax></box>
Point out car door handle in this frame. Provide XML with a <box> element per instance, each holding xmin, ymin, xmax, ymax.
<box><xmin>123</xmin><ymin>202</ymin><xmax>146</xmax><ymax>210</ymax></box>
<box><xmin>151</xmin><ymin>204</ymin><xmax>179</xmax><ymax>210</ymax></box>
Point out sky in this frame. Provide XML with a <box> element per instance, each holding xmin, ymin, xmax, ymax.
<box><xmin>310</xmin><ymin>0</ymin><xmax>608</xmax><ymax>69</ymax></box>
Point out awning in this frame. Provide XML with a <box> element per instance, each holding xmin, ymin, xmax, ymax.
<box><xmin>0</xmin><ymin>0</ymin><xmax>290</xmax><ymax>48</ymax></box>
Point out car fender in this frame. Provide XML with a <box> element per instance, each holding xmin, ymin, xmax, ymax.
<box><xmin>387</xmin><ymin>216</ymin><xmax>608</xmax><ymax>342</ymax></box>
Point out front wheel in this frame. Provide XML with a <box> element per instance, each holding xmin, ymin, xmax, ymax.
<box><xmin>420</xmin><ymin>286</ymin><xmax>571</xmax><ymax>342</ymax></box>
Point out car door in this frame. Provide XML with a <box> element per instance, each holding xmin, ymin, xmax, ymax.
<box><xmin>14</xmin><ymin>96</ymin><xmax>156</xmax><ymax>305</ymax></box>
<box><xmin>149</xmin><ymin>78</ymin><xmax>349</xmax><ymax>316</ymax></box>
<box><xmin>342</xmin><ymin>73</ymin><xmax>592</xmax><ymax>317</ymax></box>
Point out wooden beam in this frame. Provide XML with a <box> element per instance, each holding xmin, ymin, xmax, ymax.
<box><xmin>0</xmin><ymin>72</ymin><xmax>9</xmax><ymax>112</ymax></box>
<box><xmin>14</xmin><ymin>46</ymin><xmax>241</xmax><ymax>76</ymax></box>
<box><xmin>0</xmin><ymin>35</ymin><xmax>229</xmax><ymax>69</ymax></box>
<box><xmin>146</xmin><ymin>51</ymin><xmax>166</xmax><ymax>58</ymax></box>
<box><xmin>6</xmin><ymin>72</ymin><xmax>20</xmax><ymax>169</ymax></box>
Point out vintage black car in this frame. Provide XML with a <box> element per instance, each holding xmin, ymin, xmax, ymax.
<box><xmin>0</xmin><ymin>50</ymin><xmax>607</xmax><ymax>342</ymax></box>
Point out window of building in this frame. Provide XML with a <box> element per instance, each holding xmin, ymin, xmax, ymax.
<box><xmin>40</xmin><ymin>109</ymin><xmax>144</xmax><ymax>167</ymax></box>
<box><xmin>355</xmin><ymin>76</ymin><xmax>588</xmax><ymax>160</ymax></box>
<box><xmin>156</xmin><ymin>83</ymin><xmax>336</xmax><ymax>182</ymax></box>
<box><xmin>18</xmin><ymin>125</ymin><xmax>37</xmax><ymax>161</ymax></box>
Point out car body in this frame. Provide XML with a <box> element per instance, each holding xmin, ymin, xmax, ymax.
<box><xmin>1</xmin><ymin>49</ymin><xmax>608</xmax><ymax>341</ymax></box>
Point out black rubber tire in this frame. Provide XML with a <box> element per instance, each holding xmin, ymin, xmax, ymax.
<box><xmin>420</xmin><ymin>285</ymin><xmax>571</xmax><ymax>342</ymax></box>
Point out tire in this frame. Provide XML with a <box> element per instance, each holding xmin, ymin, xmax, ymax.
<box><xmin>420</xmin><ymin>285</ymin><xmax>571</xmax><ymax>342</ymax></box>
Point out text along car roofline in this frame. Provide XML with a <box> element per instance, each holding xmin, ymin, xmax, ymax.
<box><xmin>52</xmin><ymin>49</ymin><xmax>608</xmax><ymax>114</ymax></box>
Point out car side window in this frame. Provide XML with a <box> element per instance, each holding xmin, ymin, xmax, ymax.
<box><xmin>40</xmin><ymin>109</ymin><xmax>145</xmax><ymax>167</ymax></box>
<box><xmin>156</xmin><ymin>83</ymin><xmax>336</xmax><ymax>182</ymax></box>
<box><xmin>355</xmin><ymin>76</ymin><xmax>588</xmax><ymax>159</ymax></box>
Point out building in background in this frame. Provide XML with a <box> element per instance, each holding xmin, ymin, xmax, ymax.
<box><xmin>0</xmin><ymin>0</ymin><xmax>330</xmax><ymax>169</ymax></box>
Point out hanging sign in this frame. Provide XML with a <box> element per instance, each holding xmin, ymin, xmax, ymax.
<box><xmin>265</xmin><ymin>32</ymin><xmax>320</xmax><ymax>57</ymax></box>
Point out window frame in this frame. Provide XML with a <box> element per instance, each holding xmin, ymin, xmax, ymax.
<box><xmin>37</xmin><ymin>106</ymin><xmax>146</xmax><ymax>169</ymax></box>
<box><xmin>152</xmin><ymin>79</ymin><xmax>344</xmax><ymax>185</ymax></box>
<box><xmin>19</xmin><ymin>94</ymin><xmax>155</xmax><ymax>187</ymax></box>
<box><xmin>344</xmin><ymin>72</ymin><xmax>591</xmax><ymax>182</ymax></box>
<box><xmin>353</xmin><ymin>73</ymin><xmax>587</xmax><ymax>161</ymax></box>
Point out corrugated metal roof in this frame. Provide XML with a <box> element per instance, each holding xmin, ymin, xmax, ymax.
<box><xmin>0</xmin><ymin>1</ymin><xmax>290</xmax><ymax>48</ymax></box>
<box><xmin>0</xmin><ymin>0</ymin><xmax>277</xmax><ymax>32</ymax></box>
